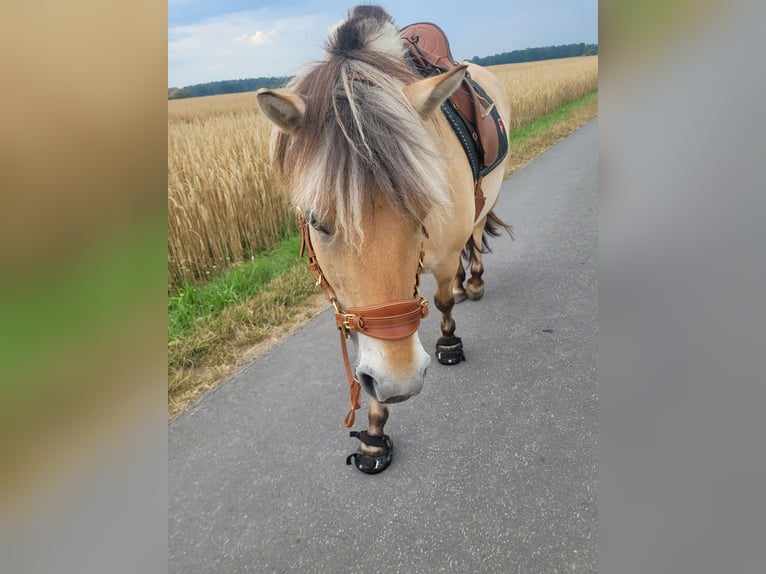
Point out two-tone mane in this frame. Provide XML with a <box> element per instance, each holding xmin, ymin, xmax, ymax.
<box><xmin>270</xmin><ymin>6</ymin><xmax>449</xmax><ymax>244</ymax></box>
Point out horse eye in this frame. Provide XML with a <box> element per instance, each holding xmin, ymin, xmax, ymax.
<box><xmin>308</xmin><ymin>213</ymin><xmax>330</xmax><ymax>235</ymax></box>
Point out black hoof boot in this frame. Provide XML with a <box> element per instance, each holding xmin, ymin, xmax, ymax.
<box><xmin>346</xmin><ymin>431</ymin><xmax>393</xmax><ymax>474</ymax></box>
<box><xmin>436</xmin><ymin>336</ymin><xmax>465</xmax><ymax>365</ymax></box>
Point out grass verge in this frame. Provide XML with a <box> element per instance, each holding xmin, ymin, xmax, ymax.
<box><xmin>168</xmin><ymin>91</ymin><xmax>598</xmax><ymax>418</ymax></box>
<box><xmin>168</xmin><ymin>236</ymin><xmax>325</xmax><ymax>417</ymax></box>
<box><xmin>169</xmin><ymin>235</ymin><xmax>304</xmax><ymax>342</ymax></box>
<box><xmin>505</xmin><ymin>90</ymin><xmax>598</xmax><ymax>177</ymax></box>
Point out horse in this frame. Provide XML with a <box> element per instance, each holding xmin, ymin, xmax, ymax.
<box><xmin>256</xmin><ymin>5</ymin><xmax>512</xmax><ymax>473</ymax></box>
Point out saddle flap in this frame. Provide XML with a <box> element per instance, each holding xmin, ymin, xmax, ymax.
<box><xmin>480</xmin><ymin>100</ymin><xmax>500</xmax><ymax>166</ymax></box>
<box><xmin>449</xmin><ymin>81</ymin><xmax>500</xmax><ymax>167</ymax></box>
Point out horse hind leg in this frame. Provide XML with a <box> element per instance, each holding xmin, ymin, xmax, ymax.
<box><xmin>453</xmin><ymin>216</ymin><xmax>488</xmax><ymax>304</ymax></box>
<box><xmin>466</xmin><ymin>210</ymin><xmax>514</xmax><ymax>301</ymax></box>
<box><xmin>452</xmin><ymin>258</ymin><xmax>468</xmax><ymax>303</ymax></box>
<box><xmin>465</xmin><ymin>217</ymin><xmax>487</xmax><ymax>301</ymax></box>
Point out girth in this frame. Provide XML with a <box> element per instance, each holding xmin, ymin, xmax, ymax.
<box><xmin>298</xmin><ymin>215</ymin><xmax>429</xmax><ymax>427</ymax></box>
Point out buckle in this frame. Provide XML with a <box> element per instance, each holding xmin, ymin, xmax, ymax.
<box><xmin>338</xmin><ymin>313</ymin><xmax>363</xmax><ymax>338</ymax></box>
<box><xmin>340</xmin><ymin>314</ymin><xmax>353</xmax><ymax>338</ymax></box>
<box><xmin>331</xmin><ymin>299</ymin><xmax>357</xmax><ymax>338</ymax></box>
<box><xmin>330</xmin><ymin>298</ymin><xmax>341</xmax><ymax>314</ymax></box>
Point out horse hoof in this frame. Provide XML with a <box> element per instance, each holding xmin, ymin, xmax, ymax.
<box><xmin>452</xmin><ymin>290</ymin><xmax>468</xmax><ymax>304</ymax></box>
<box><xmin>466</xmin><ymin>281</ymin><xmax>485</xmax><ymax>301</ymax></box>
<box><xmin>436</xmin><ymin>336</ymin><xmax>465</xmax><ymax>365</ymax></box>
<box><xmin>346</xmin><ymin>431</ymin><xmax>393</xmax><ymax>474</ymax></box>
<box><xmin>466</xmin><ymin>287</ymin><xmax>484</xmax><ymax>301</ymax></box>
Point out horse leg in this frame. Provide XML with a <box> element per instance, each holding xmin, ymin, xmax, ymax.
<box><xmin>466</xmin><ymin>210</ymin><xmax>514</xmax><ymax>301</ymax></box>
<box><xmin>346</xmin><ymin>398</ymin><xmax>393</xmax><ymax>474</ymax></box>
<box><xmin>366</xmin><ymin>398</ymin><xmax>388</xmax><ymax>447</ymax></box>
<box><xmin>452</xmin><ymin>258</ymin><xmax>468</xmax><ymax>303</ymax></box>
<box><xmin>433</xmin><ymin>258</ymin><xmax>466</xmax><ymax>365</ymax></box>
<box><xmin>465</xmin><ymin>218</ymin><xmax>486</xmax><ymax>301</ymax></box>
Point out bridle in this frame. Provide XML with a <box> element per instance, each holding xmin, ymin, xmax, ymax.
<box><xmin>298</xmin><ymin>214</ymin><xmax>429</xmax><ymax>427</ymax></box>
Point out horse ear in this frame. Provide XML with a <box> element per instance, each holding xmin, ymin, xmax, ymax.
<box><xmin>404</xmin><ymin>64</ymin><xmax>468</xmax><ymax>119</ymax></box>
<box><xmin>256</xmin><ymin>88</ymin><xmax>306</xmax><ymax>135</ymax></box>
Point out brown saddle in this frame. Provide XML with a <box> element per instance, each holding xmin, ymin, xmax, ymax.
<box><xmin>400</xmin><ymin>22</ymin><xmax>502</xmax><ymax>176</ymax></box>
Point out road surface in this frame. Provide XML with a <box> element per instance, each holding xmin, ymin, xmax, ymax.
<box><xmin>169</xmin><ymin>118</ymin><xmax>597</xmax><ymax>573</ymax></box>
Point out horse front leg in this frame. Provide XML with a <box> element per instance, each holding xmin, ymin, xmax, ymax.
<box><xmin>346</xmin><ymin>398</ymin><xmax>393</xmax><ymax>474</ymax></box>
<box><xmin>433</xmin><ymin>259</ymin><xmax>466</xmax><ymax>365</ymax></box>
<box><xmin>366</xmin><ymin>398</ymin><xmax>388</xmax><ymax>445</ymax></box>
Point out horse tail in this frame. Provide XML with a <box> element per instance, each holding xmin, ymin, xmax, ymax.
<box><xmin>461</xmin><ymin>209</ymin><xmax>514</xmax><ymax>265</ymax></box>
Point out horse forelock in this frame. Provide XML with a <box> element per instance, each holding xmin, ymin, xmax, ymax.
<box><xmin>270</xmin><ymin>7</ymin><xmax>450</xmax><ymax>247</ymax></box>
<box><xmin>327</xmin><ymin>5</ymin><xmax>406</xmax><ymax>60</ymax></box>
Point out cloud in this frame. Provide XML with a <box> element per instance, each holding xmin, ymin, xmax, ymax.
<box><xmin>168</xmin><ymin>10</ymin><xmax>331</xmax><ymax>86</ymax></box>
<box><xmin>234</xmin><ymin>29</ymin><xmax>278</xmax><ymax>46</ymax></box>
<box><xmin>250</xmin><ymin>29</ymin><xmax>278</xmax><ymax>45</ymax></box>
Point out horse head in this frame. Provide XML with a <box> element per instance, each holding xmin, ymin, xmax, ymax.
<box><xmin>257</xmin><ymin>6</ymin><xmax>466</xmax><ymax>406</ymax></box>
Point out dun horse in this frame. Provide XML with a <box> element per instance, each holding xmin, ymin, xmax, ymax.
<box><xmin>257</xmin><ymin>5</ymin><xmax>512</xmax><ymax>473</ymax></box>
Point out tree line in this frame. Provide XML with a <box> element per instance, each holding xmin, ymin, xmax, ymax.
<box><xmin>169</xmin><ymin>76</ymin><xmax>291</xmax><ymax>99</ymax></box>
<box><xmin>168</xmin><ymin>43</ymin><xmax>598</xmax><ymax>99</ymax></box>
<box><xmin>469</xmin><ymin>43</ymin><xmax>597</xmax><ymax>67</ymax></box>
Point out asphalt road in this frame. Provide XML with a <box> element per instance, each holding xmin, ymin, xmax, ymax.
<box><xmin>169</xmin><ymin>118</ymin><xmax>597</xmax><ymax>574</ymax></box>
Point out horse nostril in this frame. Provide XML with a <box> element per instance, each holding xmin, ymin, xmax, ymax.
<box><xmin>358</xmin><ymin>372</ymin><xmax>376</xmax><ymax>396</ymax></box>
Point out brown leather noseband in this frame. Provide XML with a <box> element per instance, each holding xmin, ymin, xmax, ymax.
<box><xmin>298</xmin><ymin>215</ymin><xmax>429</xmax><ymax>427</ymax></box>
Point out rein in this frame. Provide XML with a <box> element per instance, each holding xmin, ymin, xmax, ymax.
<box><xmin>298</xmin><ymin>215</ymin><xmax>429</xmax><ymax>427</ymax></box>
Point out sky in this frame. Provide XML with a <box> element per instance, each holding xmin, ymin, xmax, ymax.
<box><xmin>168</xmin><ymin>1</ymin><xmax>598</xmax><ymax>88</ymax></box>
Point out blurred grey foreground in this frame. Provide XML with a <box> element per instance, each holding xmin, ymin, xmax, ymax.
<box><xmin>0</xmin><ymin>3</ymin><xmax>167</xmax><ymax>574</ymax></box>
<box><xmin>599</xmin><ymin>0</ymin><xmax>766</xmax><ymax>572</ymax></box>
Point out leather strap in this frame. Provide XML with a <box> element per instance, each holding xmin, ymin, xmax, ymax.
<box><xmin>339</xmin><ymin>328</ymin><xmax>362</xmax><ymax>428</ymax></box>
<box><xmin>336</xmin><ymin>298</ymin><xmax>428</xmax><ymax>340</ymax></box>
<box><xmin>298</xmin><ymin>214</ymin><xmax>428</xmax><ymax>427</ymax></box>
<box><xmin>349</xmin><ymin>430</ymin><xmax>389</xmax><ymax>448</ymax></box>
<box><xmin>474</xmin><ymin>176</ymin><xmax>485</xmax><ymax>221</ymax></box>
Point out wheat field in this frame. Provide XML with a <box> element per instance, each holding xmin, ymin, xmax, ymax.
<box><xmin>490</xmin><ymin>56</ymin><xmax>598</xmax><ymax>130</ymax></box>
<box><xmin>168</xmin><ymin>56</ymin><xmax>598</xmax><ymax>289</ymax></box>
<box><xmin>168</xmin><ymin>95</ymin><xmax>292</xmax><ymax>288</ymax></box>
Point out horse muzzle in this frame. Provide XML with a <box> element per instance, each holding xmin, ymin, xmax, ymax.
<box><xmin>357</xmin><ymin>370</ymin><xmax>424</xmax><ymax>404</ymax></box>
<box><xmin>356</xmin><ymin>334</ymin><xmax>430</xmax><ymax>403</ymax></box>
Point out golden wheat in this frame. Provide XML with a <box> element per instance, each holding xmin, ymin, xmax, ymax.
<box><xmin>167</xmin><ymin>56</ymin><xmax>598</xmax><ymax>288</ymax></box>
<box><xmin>168</xmin><ymin>95</ymin><xmax>293</xmax><ymax>287</ymax></box>
<box><xmin>494</xmin><ymin>56</ymin><xmax>599</xmax><ymax>130</ymax></box>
